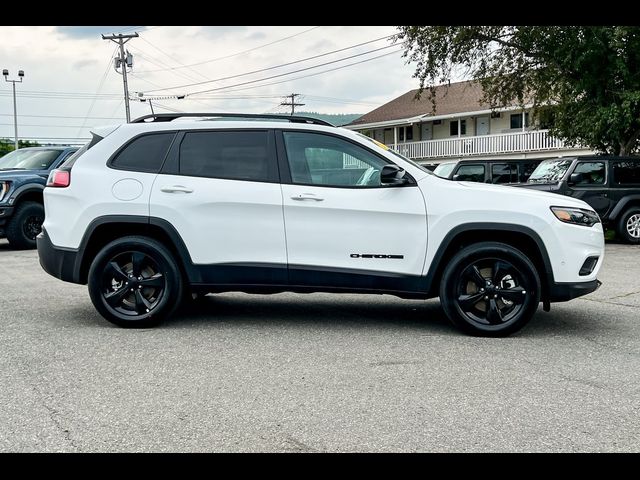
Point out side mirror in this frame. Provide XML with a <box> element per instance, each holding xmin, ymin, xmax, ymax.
<box><xmin>452</xmin><ymin>174</ymin><xmax>460</xmax><ymax>181</ymax></box>
<box><xmin>568</xmin><ymin>172</ymin><xmax>583</xmax><ymax>185</ymax></box>
<box><xmin>380</xmin><ymin>164</ymin><xmax>408</xmax><ymax>185</ymax></box>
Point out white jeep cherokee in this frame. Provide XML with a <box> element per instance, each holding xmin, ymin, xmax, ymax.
<box><xmin>37</xmin><ymin>113</ymin><xmax>604</xmax><ymax>336</ymax></box>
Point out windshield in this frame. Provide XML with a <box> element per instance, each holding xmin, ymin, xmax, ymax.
<box><xmin>433</xmin><ymin>162</ymin><xmax>457</xmax><ymax>178</ymax></box>
<box><xmin>527</xmin><ymin>158</ymin><xmax>574</xmax><ymax>183</ymax></box>
<box><xmin>355</xmin><ymin>132</ymin><xmax>432</xmax><ymax>174</ymax></box>
<box><xmin>0</xmin><ymin>149</ymin><xmax>61</xmax><ymax>170</ymax></box>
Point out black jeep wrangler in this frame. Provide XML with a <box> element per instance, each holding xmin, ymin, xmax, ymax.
<box><xmin>518</xmin><ymin>155</ymin><xmax>640</xmax><ymax>243</ymax></box>
<box><xmin>0</xmin><ymin>146</ymin><xmax>78</xmax><ymax>249</ymax></box>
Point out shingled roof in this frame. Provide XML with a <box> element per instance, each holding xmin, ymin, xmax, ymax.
<box><xmin>349</xmin><ymin>80</ymin><xmax>493</xmax><ymax>126</ymax></box>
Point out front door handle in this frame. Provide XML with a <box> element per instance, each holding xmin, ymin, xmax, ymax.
<box><xmin>291</xmin><ymin>193</ymin><xmax>324</xmax><ymax>201</ymax></box>
<box><xmin>160</xmin><ymin>185</ymin><xmax>194</xmax><ymax>194</ymax></box>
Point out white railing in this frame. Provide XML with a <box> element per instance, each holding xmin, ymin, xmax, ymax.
<box><xmin>392</xmin><ymin>129</ymin><xmax>569</xmax><ymax>160</ymax></box>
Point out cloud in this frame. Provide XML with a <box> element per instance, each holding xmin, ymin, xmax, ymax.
<box><xmin>72</xmin><ymin>59</ymin><xmax>99</xmax><ymax>70</ymax></box>
<box><xmin>56</xmin><ymin>26</ymin><xmax>146</xmax><ymax>38</ymax></box>
<box><xmin>197</xmin><ymin>26</ymin><xmax>248</xmax><ymax>39</ymax></box>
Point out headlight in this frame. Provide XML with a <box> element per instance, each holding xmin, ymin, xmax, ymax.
<box><xmin>551</xmin><ymin>206</ymin><xmax>600</xmax><ymax>227</ymax></box>
<box><xmin>0</xmin><ymin>181</ymin><xmax>10</xmax><ymax>202</ymax></box>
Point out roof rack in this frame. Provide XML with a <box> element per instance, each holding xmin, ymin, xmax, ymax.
<box><xmin>130</xmin><ymin>113</ymin><xmax>335</xmax><ymax>127</ymax></box>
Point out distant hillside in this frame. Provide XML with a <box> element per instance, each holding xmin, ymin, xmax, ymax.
<box><xmin>273</xmin><ymin>111</ymin><xmax>362</xmax><ymax>126</ymax></box>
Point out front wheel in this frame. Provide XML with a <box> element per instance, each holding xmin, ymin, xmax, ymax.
<box><xmin>617</xmin><ymin>208</ymin><xmax>640</xmax><ymax>244</ymax></box>
<box><xmin>439</xmin><ymin>242</ymin><xmax>541</xmax><ymax>337</ymax></box>
<box><xmin>88</xmin><ymin>236</ymin><xmax>184</xmax><ymax>328</ymax></box>
<box><xmin>6</xmin><ymin>201</ymin><xmax>44</xmax><ymax>249</ymax></box>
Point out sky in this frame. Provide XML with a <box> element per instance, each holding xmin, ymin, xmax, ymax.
<box><xmin>0</xmin><ymin>26</ymin><xmax>420</xmax><ymax>145</ymax></box>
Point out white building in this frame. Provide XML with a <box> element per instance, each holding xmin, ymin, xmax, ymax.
<box><xmin>345</xmin><ymin>80</ymin><xmax>593</xmax><ymax>163</ymax></box>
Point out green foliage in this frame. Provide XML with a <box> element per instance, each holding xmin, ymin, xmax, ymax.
<box><xmin>0</xmin><ymin>139</ymin><xmax>41</xmax><ymax>156</ymax></box>
<box><xmin>273</xmin><ymin>111</ymin><xmax>362</xmax><ymax>126</ymax></box>
<box><xmin>395</xmin><ymin>26</ymin><xmax>640</xmax><ymax>155</ymax></box>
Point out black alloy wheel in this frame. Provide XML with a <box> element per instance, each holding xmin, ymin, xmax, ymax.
<box><xmin>88</xmin><ymin>236</ymin><xmax>183</xmax><ymax>328</ymax></box>
<box><xmin>23</xmin><ymin>213</ymin><xmax>44</xmax><ymax>241</ymax></box>
<box><xmin>440</xmin><ymin>242</ymin><xmax>541</xmax><ymax>337</ymax></box>
<box><xmin>5</xmin><ymin>201</ymin><xmax>45</xmax><ymax>249</ymax></box>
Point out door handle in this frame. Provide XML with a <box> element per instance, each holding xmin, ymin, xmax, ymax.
<box><xmin>160</xmin><ymin>185</ymin><xmax>194</xmax><ymax>194</ymax></box>
<box><xmin>291</xmin><ymin>193</ymin><xmax>324</xmax><ymax>201</ymax></box>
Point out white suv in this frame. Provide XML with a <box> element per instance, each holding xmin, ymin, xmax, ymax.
<box><xmin>37</xmin><ymin>113</ymin><xmax>604</xmax><ymax>336</ymax></box>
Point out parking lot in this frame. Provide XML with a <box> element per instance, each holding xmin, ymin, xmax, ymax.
<box><xmin>0</xmin><ymin>239</ymin><xmax>638</xmax><ymax>452</ymax></box>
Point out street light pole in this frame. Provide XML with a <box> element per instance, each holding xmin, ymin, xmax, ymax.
<box><xmin>3</xmin><ymin>69</ymin><xmax>24</xmax><ymax>150</ymax></box>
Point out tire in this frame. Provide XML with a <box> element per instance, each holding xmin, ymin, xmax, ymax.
<box><xmin>616</xmin><ymin>208</ymin><xmax>640</xmax><ymax>244</ymax></box>
<box><xmin>88</xmin><ymin>236</ymin><xmax>184</xmax><ymax>328</ymax></box>
<box><xmin>6</xmin><ymin>201</ymin><xmax>45</xmax><ymax>250</ymax></box>
<box><xmin>439</xmin><ymin>241</ymin><xmax>541</xmax><ymax>337</ymax></box>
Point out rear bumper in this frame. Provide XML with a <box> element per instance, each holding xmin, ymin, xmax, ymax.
<box><xmin>548</xmin><ymin>279</ymin><xmax>601</xmax><ymax>302</ymax></box>
<box><xmin>37</xmin><ymin>227</ymin><xmax>83</xmax><ymax>284</ymax></box>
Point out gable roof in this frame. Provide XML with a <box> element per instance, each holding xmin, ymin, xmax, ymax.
<box><xmin>349</xmin><ymin>80</ymin><xmax>493</xmax><ymax>126</ymax></box>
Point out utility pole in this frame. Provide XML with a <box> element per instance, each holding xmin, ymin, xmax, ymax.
<box><xmin>280</xmin><ymin>93</ymin><xmax>304</xmax><ymax>115</ymax></box>
<box><xmin>102</xmin><ymin>32</ymin><xmax>138</xmax><ymax>123</ymax></box>
<box><xmin>3</xmin><ymin>69</ymin><xmax>24</xmax><ymax>150</ymax></box>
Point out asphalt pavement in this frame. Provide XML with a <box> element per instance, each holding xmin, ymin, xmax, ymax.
<box><xmin>0</xmin><ymin>239</ymin><xmax>638</xmax><ymax>452</ymax></box>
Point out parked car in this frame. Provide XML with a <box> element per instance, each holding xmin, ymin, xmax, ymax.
<box><xmin>0</xmin><ymin>146</ymin><xmax>78</xmax><ymax>249</ymax></box>
<box><xmin>517</xmin><ymin>155</ymin><xmax>640</xmax><ymax>243</ymax></box>
<box><xmin>433</xmin><ymin>158</ymin><xmax>543</xmax><ymax>184</ymax></box>
<box><xmin>37</xmin><ymin>113</ymin><xmax>603</xmax><ymax>336</ymax></box>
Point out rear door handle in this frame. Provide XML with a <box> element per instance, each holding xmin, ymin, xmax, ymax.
<box><xmin>291</xmin><ymin>193</ymin><xmax>324</xmax><ymax>201</ymax></box>
<box><xmin>160</xmin><ymin>185</ymin><xmax>193</xmax><ymax>194</ymax></box>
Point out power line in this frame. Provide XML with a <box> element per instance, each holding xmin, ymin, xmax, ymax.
<box><xmin>0</xmin><ymin>113</ymin><xmax>124</xmax><ymax>120</ymax></box>
<box><xmin>185</xmin><ymin>45</ymin><xmax>400</xmax><ymax>96</ymax></box>
<box><xmin>135</xmin><ymin>26</ymin><xmax>322</xmax><ymax>74</ymax></box>
<box><xmin>187</xmin><ymin>49</ymin><xmax>402</xmax><ymax>96</ymax></box>
<box><xmin>137</xmin><ymin>36</ymin><xmax>210</xmax><ymax>82</ymax></box>
<box><xmin>76</xmin><ymin>45</ymin><xmax>118</xmax><ymax>138</ymax></box>
<box><xmin>145</xmin><ymin>36</ymin><xmax>396</xmax><ymax>94</ymax></box>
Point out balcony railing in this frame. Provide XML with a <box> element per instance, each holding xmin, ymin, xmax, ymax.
<box><xmin>392</xmin><ymin>129</ymin><xmax>569</xmax><ymax>159</ymax></box>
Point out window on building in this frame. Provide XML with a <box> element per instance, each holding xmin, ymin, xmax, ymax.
<box><xmin>399</xmin><ymin>128</ymin><xmax>405</xmax><ymax>142</ymax></box>
<box><xmin>111</xmin><ymin>133</ymin><xmax>175</xmax><ymax>173</ymax></box>
<box><xmin>405</xmin><ymin>126</ymin><xmax>413</xmax><ymax>141</ymax></box>
<box><xmin>613</xmin><ymin>161</ymin><xmax>640</xmax><ymax>185</ymax></box>
<box><xmin>179</xmin><ymin>130</ymin><xmax>275</xmax><ymax>182</ymax></box>
<box><xmin>510</xmin><ymin>113</ymin><xmax>530</xmax><ymax>129</ymax></box>
<box><xmin>450</xmin><ymin>120</ymin><xmax>466</xmax><ymax>136</ymax></box>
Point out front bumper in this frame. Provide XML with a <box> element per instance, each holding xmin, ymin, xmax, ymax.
<box><xmin>37</xmin><ymin>227</ymin><xmax>83</xmax><ymax>284</ymax></box>
<box><xmin>0</xmin><ymin>206</ymin><xmax>14</xmax><ymax>235</ymax></box>
<box><xmin>548</xmin><ymin>279</ymin><xmax>602</xmax><ymax>302</ymax></box>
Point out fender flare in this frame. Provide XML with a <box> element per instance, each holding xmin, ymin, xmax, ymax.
<box><xmin>422</xmin><ymin>222</ymin><xmax>554</xmax><ymax>296</ymax></box>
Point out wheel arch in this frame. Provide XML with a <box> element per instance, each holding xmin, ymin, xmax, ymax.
<box><xmin>10</xmin><ymin>184</ymin><xmax>44</xmax><ymax>206</ymax></box>
<box><xmin>75</xmin><ymin>215</ymin><xmax>200</xmax><ymax>285</ymax></box>
<box><xmin>424</xmin><ymin>223</ymin><xmax>554</xmax><ymax>300</ymax></box>
<box><xmin>609</xmin><ymin>195</ymin><xmax>640</xmax><ymax>222</ymax></box>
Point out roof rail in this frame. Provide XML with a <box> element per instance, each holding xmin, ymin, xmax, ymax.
<box><xmin>130</xmin><ymin>112</ymin><xmax>335</xmax><ymax>127</ymax></box>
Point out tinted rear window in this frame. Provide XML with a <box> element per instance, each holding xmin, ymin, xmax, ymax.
<box><xmin>613</xmin><ymin>161</ymin><xmax>640</xmax><ymax>185</ymax></box>
<box><xmin>178</xmin><ymin>130</ymin><xmax>275</xmax><ymax>182</ymax></box>
<box><xmin>111</xmin><ymin>133</ymin><xmax>175</xmax><ymax>173</ymax></box>
<box><xmin>455</xmin><ymin>164</ymin><xmax>485</xmax><ymax>182</ymax></box>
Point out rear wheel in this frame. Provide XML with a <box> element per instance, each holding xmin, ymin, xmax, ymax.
<box><xmin>88</xmin><ymin>236</ymin><xmax>184</xmax><ymax>328</ymax></box>
<box><xmin>617</xmin><ymin>208</ymin><xmax>640</xmax><ymax>244</ymax></box>
<box><xmin>439</xmin><ymin>242</ymin><xmax>541</xmax><ymax>337</ymax></box>
<box><xmin>6</xmin><ymin>201</ymin><xmax>44</xmax><ymax>249</ymax></box>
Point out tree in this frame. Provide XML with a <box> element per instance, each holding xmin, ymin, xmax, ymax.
<box><xmin>0</xmin><ymin>139</ymin><xmax>41</xmax><ymax>156</ymax></box>
<box><xmin>395</xmin><ymin>26</ymin><xmax>640</xmax><ymax>155</ymax></box>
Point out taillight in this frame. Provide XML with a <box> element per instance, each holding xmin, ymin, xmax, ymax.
<box><xmin>47</xmin><ymin>169</ymin><xmax>70</xmax><ymax>188</ymax></box>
